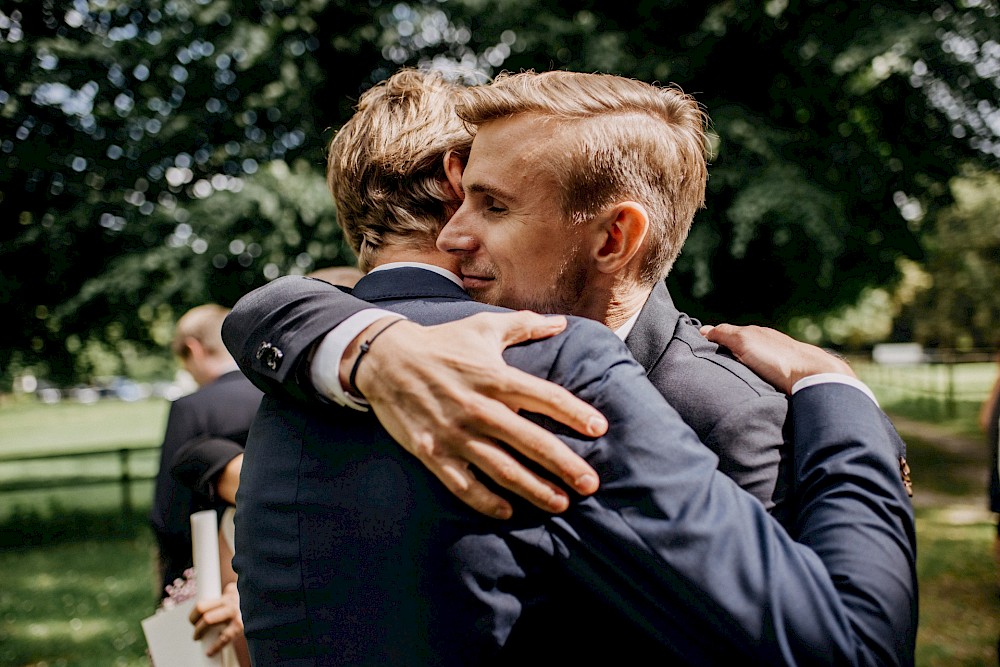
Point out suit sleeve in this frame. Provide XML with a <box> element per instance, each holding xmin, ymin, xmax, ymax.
<box><xmin>540</xmin><ymin>322</ymin><xmax>916</xmax><ymax>665</ymax></box>
<box><xmin>221</xmin><ymin>275</ymin><xmax>374</xmax><ymax>403</ymax></box>
<box><xmin>171</xmin><ymin>435</ymin><xmax>244</xmax><ymax>503</ymax></box>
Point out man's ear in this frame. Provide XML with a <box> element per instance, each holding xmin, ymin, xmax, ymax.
<box><xmin>592</xmin><ymin>202</ymin><xmax>649</xmax><ymax>275</ymax></box>
<box><xmin>181</xmin><ymin>337</ymin><xmax>209</xmax><ymax>368</ymax></box>
<box><xmin>443</xmin><ymin>150</ymin><xmax>465</xmax><ymax>200</ymax></box>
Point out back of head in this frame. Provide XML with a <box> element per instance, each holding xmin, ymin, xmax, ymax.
<box><xmin>327</xmin><ymin>68</ymin><xmax>472</xmax><ymax>271</ymax></box>
<box><xmin>457</xmin><ymin>70</ymin><xmax>708</xmax><ymax>285</ymax></box>
<box><xmin>171</xmin><ymin>303</ymin><xmax>231</xmax><ymax>360</ymax></box>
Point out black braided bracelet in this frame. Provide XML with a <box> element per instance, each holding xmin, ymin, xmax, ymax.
<box><xmin>348</xmin><ymin>318</ymin><xmax>407</xmax><ymax>397</ymax></box>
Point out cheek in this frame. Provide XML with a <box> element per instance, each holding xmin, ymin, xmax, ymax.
<box><xmin>522</xmin><ymin>252</ymin><xmax>555</xmax><ymax>283</ymax></box>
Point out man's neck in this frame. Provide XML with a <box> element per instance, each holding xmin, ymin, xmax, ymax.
<box><xmin>573</xmin><ymin>278</ymin><xmax>652</xmax><ymax>332</ymax></box>
<box><xmin>603</xmin><ymin>288</ymin><xmax>651</xmax><ymax>331</ymax></box>
<box><xmin>193</xmin><ymin>357</ymin><xmax>239</xmax><ymax>387</ymax></box>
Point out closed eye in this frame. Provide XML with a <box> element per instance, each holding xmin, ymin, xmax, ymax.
<box><xmin>484</xmin><ymin>195</ymin><xmax>507</xmax><ymax>214</ymax></box>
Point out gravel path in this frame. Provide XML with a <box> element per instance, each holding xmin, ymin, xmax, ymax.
<box><xmin>888</xmin><ymin>412</ymin><xmax>994</xmax><ymax>518</ymax></box>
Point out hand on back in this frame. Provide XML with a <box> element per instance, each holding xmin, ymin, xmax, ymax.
<box><xmin>700</xmin><ymin>323</ymin><xmax>855</xmax><ymax>394</ymax></box>
<box><xmin>347</xmin><ymin>311</ymin><xmax>607</xmax><ymax>519</ymax></box>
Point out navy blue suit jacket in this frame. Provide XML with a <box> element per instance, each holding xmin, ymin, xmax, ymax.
<box><xmin>227</xmin><ymin>269</ymin><xmax>916</xmax><ymax>666</ymax></box>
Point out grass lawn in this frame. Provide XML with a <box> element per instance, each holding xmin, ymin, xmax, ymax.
<box><xmin>0</xmin><ymin>398</ymin><xmax>168</xmax><ymax>523</ymax></box>
<box><xmin>916</xmin><ymin>508</ymin><xmax>998</xmax><ymax>666</ymax></box>
<box><xmin>1</xmin><ymin>385</ymin><xmax>998</xmax><ymax>665</ymax></box>
<box><xmin>855</xmin><ymin>360</ymin><xmax>997</xmax><ymax>439</ymax></box>
<box><xmin>0</xmin><ymin>518</ymin><xmax>160</xmax><ymax>667</ymax></box>
<box><xmin>0</xmin><ymin>397</ymin><xmax>169</xmax><ymax>456</ymax></box>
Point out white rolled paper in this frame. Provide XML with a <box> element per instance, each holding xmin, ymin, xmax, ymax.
<box><xmin>190</xmin><ymin>509</ymin><xmax>222</xmax><ymax>602</ymax></box>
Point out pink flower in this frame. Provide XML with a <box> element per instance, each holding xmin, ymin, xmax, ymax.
<box><xmin>161</xmin><ymin>567</ymin><xmax>197</xmax><ymax>610</ymax></box>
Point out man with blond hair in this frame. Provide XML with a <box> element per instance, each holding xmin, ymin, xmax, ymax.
<box><xmin>227</xmin><ymin>69</ymin><xmax>864</xmax><ymax>523</ymax></box>
<box><xmin>228</xmin><ymin>69</ymin><xmax>915</xmax><ymax>665</ymax></box>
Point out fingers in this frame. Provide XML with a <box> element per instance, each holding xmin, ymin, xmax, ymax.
<box><xmin>361</xmin><ymin>310</ymin><xmax>606</xmax><ymax>520</ymax></box>
<box><xmin>430</xmin><ymin>459</ymin><xmax>515</xmax><ymax>520</ymax></box>
<box><xmin>206</xmin><ymin>625</ymin><xmax>238</xmax><ymax>656</ymax></box>
<box><xmin>415</xmin><ymin>427</ymin><xmax>595</xmax><ymax>519</ymax></box>
<box><xmin>460</xmin><ymin>436</ymin><xmax>574</xmax><ymax>513</ymax></box>
<box><xmin>699</xmin><ymin>322</ymin><xmax>740</xmax><ymax>350</ymax></box>
<box><xmin>503</xmin><ymin>367</ymin><xmax>609</xmax><ymax>440</ymax></box>
<box><xmin>700</xmin><ymin>322</ymin><xmax>855</xmax><ymax>392</ymax></box>
<box><xmin>477</xmin><ymin>391</ymin><xmax>600</xmax><ymax>496</ymax></box>
<box><xmin>469</xmin><ymin>310</ymin><xmax>608</xmax><ymax>440</ymax></box>
<box><xmin>420</xmin><ymin>438</ymin><xmax>574</xmax><ymax>518</ymax></box>
<box><xmin>191</xmin><ymin>603</ymin><xmax>236</xmax><ymax>640</ymax></box>
<box><xmin>443</xmin><ymin>367</ymin><xmax>602</xmax><ymax>499</ymax></box>
<box><xmin>433</xmin><ymin>397</ymin><xmax>599</xmax><ymax>514</ymax></box>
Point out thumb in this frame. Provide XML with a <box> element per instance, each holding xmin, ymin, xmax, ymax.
<box><xmin>701</xmin><ymin>322</ymin><xmax>738</xmax><ymax>348</ymax></box>
<box><xmin>484</xmin><ymin>311</ymin><xmax>568</xmax><ymax>348</ymax></box>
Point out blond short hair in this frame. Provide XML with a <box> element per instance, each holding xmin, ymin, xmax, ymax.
<box><xmin>327</xmin><ymin>68</ymin><xmax>472</xmax><ymax>272</ymax></box>
<box><xmin>307</xmin><ymin>265</ymin><xmax>365</xmax><ymax>288</ymax></box>
<box><xmin>171</xmin><ymin>304</ymin><xmax>230</xmax><ymax>358</ymax></box>
<box><xmin>457</xmin><ymin>70</ymin><xmax>709</xmax><ymax>285</ymax></box>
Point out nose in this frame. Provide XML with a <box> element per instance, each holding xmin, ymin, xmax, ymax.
<box><xmin>437</xmin><ymin>205</ymin><xmax>478</xmax><ymax>254</ymax></box>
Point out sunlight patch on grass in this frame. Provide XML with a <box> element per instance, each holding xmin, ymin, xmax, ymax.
<box><xmin>935</xmin><ymin>505</ymin><xmax>993</xmax><ymax>525</ymax></box>
<box><xmin>8</xmin><ymin>615</ymin><xmax>118</xmax><ymax>641</ymax></box>
<box><xmin>0</xmin><ymin>531</ymin><xmax>160</xmax><ymax>666</ymax></box>
<box><xmin>0</xmin><ymin>398</ymin><xmax>170</xmax><ymax>456</ymax></box>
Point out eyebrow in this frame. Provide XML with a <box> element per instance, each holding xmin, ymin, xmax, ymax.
<box><xmin>465</xmin><ymin>181</ymin><xmax>518</xmax><ymax>206</ymax></box>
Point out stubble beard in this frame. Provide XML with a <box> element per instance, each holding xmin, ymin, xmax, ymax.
<box><xmin>467</xmin><ymin>249</ymin><xmax>591</xmax><ymax>316</ymax></box>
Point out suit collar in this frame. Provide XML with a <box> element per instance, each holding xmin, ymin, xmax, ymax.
<box><xmin>353</xmin><ymin>266</ymin><xmax>471</xmax><ymax>302</ymax></box>
<box><xmin>204</xmin><ymin>368</ymin><xmax>246</xmax><ymax>389</ymax></box>
<box><xmin>623</xmin><ymin>281</ymin><xmax>681</xmax><ymax>374</ymax></box>
<box><xmin>368</xmin><ymin>262</ymin><xmax>464</xmax><ymax>289</ymax></box>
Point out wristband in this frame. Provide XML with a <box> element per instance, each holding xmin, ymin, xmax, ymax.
<box><xmin>348</xmin><ymin>318</ymin><xmax>406</xmax><ymax>398</ymax></box>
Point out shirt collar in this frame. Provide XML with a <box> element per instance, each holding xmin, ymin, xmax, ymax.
<box><xmin>613</xmin><ymin>308</ymin><xmax>642</xmax><ymax>341</ymax></box>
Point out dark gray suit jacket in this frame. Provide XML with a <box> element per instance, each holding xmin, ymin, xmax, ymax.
<box><xmin>627</xmin><ymin>281</ymin><xmax>791</xmax><ymax>518</ymax></box>
<box><xmin>225</xmin><ymin>270</ymin><xmax>916</xmax><ymax>666</ymax></box>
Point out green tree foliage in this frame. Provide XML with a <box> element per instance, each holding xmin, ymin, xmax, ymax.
<box><xmin>1</xmin><ymin>0</ymin><xmax>998</xmax><ymax>387</ymax></box>
<box><xmin>895</xmin><ymin>170</ymin><xmax>1000</xmax><ymax>349</ymax></box>
<box><xmin>0</xmin><ymin>0</ymin><xmax>381</xmax><ymax>385</ymax></box>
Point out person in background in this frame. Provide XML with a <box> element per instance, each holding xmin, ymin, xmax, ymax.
<box><xmin>149</xmin><ymin>304</ymin><xmax>262</xmax><ymax>599</ymax></box>
<box><xmin>169</xmin><ymin>270</ymin><xmax>365</xmax><ymax>518</ymax></box>
<box><xmin>981</xmin><ymin>349</ymin><xmax>1000</xmax><ymax>564</ymax></box>
<box><xmin>172</xmin><ymin>270</ymin><xmax>369</xmax><ymax>661</ymax></box>
<box><xmin>979</xmin><ymin>346</ymin><xmax>1000</xmax><ymax>664</ymax></box>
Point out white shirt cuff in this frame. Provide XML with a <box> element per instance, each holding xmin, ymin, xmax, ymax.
<box><xmin>791</xmin><ymin>373</ymin><xmax>879</xmax><ymax>408</ymax></box>
<box><xmin>311</xmin><ymin>309</ymin><xmax>405</xmax><ymax>411</ymax></box>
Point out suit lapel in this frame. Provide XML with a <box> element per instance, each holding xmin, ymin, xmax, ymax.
<box><xmin>623</xmin><ymin>281</ymin><xmax>681</xmax><ymax>376</ymax></box>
